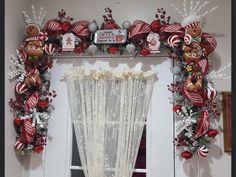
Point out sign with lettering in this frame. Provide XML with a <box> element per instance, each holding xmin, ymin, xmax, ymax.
<box><xmin>94</xmin><ymin>29</ymin><xmax>127</xmax><ymax>44</ymax></box>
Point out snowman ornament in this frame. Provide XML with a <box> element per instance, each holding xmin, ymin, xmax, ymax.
<box><xmin>147</xmin><ymin>32</ymin><xmax>161</xmax><ymax>54</ymax></box>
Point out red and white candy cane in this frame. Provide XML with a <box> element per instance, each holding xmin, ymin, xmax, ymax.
<box><xmin>167</xmin><ymin>34</ymin><xmax>181</xmax><ymax>47</ymax></box>
<box><xmin>44</xmin><ymin>43</ymin><xmax>55</xmax><ymax>55</ymax></box>
<box><xmin>206</xmin><ymin>83</ymin><xmax>217</xmax><ymax>100</ymax></box>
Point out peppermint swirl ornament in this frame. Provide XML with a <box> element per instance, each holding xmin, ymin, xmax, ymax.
<box><xmin>197</xmin><ymin>146</ymin><xmax>209</xmax><ymax>157</ymax></box>
<box><xmin>167</xmin><ymin>34</ymin><xmax>181</xmax><ymax>47</ymax></box>
<box><xmin>184</xmin><ymin>33</ymin><xmax>192</xmax><ymax>45</ymax></box>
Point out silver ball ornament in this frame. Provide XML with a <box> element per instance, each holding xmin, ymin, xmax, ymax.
<box><xmin>88</xmin><ymin>44</ymin><xmax>98</xmax><ymax>54</ymax></box>
<box><xmin>122</xmin><ymin>21</ymin><xmax>131</xmax><ymax>29</ymax></box>
<box><xmin>126</xmin><ymin>44</ymin><xmax>135</xmax><ymax>54</ymax></box>
<box><xmin>88</xmin><ymin>21</ymin><xmax>98</xmax><ymax>33</ymax></box>
<box><xmin>44</xmin><ymin>72</ymin><xmax>52</xmax><ymax>80</ymax></box>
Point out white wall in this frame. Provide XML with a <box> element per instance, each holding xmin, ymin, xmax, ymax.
<box><xmin>5</xmin><ymin>0</ymin><xmax>231</xmax><ymax>177</ymax></box>
<box><xmin>5</xmin><ymin>0</ymin><xmax>32</xmax><ymax>177</ymax></box>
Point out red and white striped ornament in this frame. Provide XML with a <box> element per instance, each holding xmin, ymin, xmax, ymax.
<box><xmin>38</xmin><ymin>31</ymin><xmax>48</xmax><ymax>41</ymax></box>
<box><xmin>183</xmin><ymin>89</ymin><xmax>204</xmax><ymax>107</ymax></box>
<box><xmin>25</xmin><ymin>92</ymin><xmax>39</xmax><ymax>111</ymax></box>
<box><xmin>45</xmin><ymin>20</ymin><xmax>62</xmax><ymax>31</ymax></box>
<box><xmin>202</xmin><ymin>33</ymin><xmax>217</xmax><ymax>55</ymax></box>
<box><xmin>184</xmin><ymin>33</ymin><xmax>192</xmax><ymax>45</ymax></box>
<box><xmin>44</xmin><ymin>43</ymin><xmax>55</xmax><ymax>55</ymax></box>
<box><xmin>160</xmin><ymin>24</ymin><xmax>184</xmax><ymax>36</ymax></box>
<box><xmin>128</xmin><ymin>20</ymin><xmax>151</xmax><ymax>39</ymax></box>
<box><xmin>197</xmin><ymin>146</ymin><xmax>209</xmax><ymax>157</ymax></box>
<box><xmin>167</xmin><ymin>34</ymin><xmax>181</xmax><ymax>47</ymax></box>
<box><xmin>14</xmin><ymin>139</ymin><xmax>24</xmax><ymax>150</ymax></box>
<box><xmin>197</xmin><ymin>59</ymin><xmax>209</xmax><ymax>74</ymax></box>
<box><xmin>193</xmin><ymin>110</ymin><xmax>210</xmax><ymax>139</ymax></box>
<box><xmin>72</xmin><ymin>21</ymin><xmax>90</xmax><ymax>38</ymax></box>
<box><xmin>15</xmin><ymin>82</ymin><xmax>28</xmax><ymax>94</ymax></box>
<box><xmin>20</xmin><ymin>118</ymin><xmax>35</xmax><ymax>144</ymax></box>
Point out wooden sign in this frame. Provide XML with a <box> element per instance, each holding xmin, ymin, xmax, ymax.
<box><xmin>62</xmin><ymin>33</ymin><xmax>75</xmax><ymax>51</ymax></box>
<box><xmin>94</xmin><ymin>29</ymin><xmax>127</xmax><ymax>44</ymax></box>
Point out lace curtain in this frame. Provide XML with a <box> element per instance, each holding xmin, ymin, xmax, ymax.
<box><xmin>66</xmin><ymin>67</ymin><xmax>156</xmax><ymax>177</ymax></box>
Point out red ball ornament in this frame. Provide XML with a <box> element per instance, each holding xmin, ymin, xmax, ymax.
<box><xmin>37</xmin><ymin>100</ymin><xmax>49</xmax><ymax>109</ymax></box>
<box><xmin>140</xmin><ymin>48</ymin><xmax>150</xmax><ymax>57</ymax></box>
<box><xmin>207</xmin><ymin>129</ymin><xmax>219</xmax><ymax>138</ymax></box>
<box><xmin>61</xmin><ymin>21</ymin><xmax>72</xmax><ymax>32</ymax></box>
<box><xmin>14</xmin><ymin>117</ymin><xmax>22</xmax><ymax>126</ymax></box>
<box><xmin>108</xmin><ymin>47</ymin><xmax>119</xmax><ymax>54</ymax></box>
<box><xmin>33</xmin><ymin>146</ymin><xmax>44</xmax><ymax>153</ymax></box>
<box><xmin>181</xmin><ymin>151</ymin><xmax>193</xmax><ymax>160</ymax></box>
<box><xmin>172</xmin><ymin>105</ymin><xmax>182</xmax><ymax>112</ymax></box>
<box><xmin>74</xmin><ymin>46</ymin><xmax>84</xmax><ymax>54</ymax></box>
<box><xmin>150</xmin><ymin>20</ymin><xmax>161</xmax><ymax>33</ymax></box>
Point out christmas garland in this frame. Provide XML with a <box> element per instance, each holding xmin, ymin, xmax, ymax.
<box><xmin>9</xmin><ymin>1</ymin><xmax>220</xmax><ymax>159</ymax></box>
<box><xmin>9</xmin><ymin>6</ymin><xmax>56</xmax><ymax>155</ymax></box>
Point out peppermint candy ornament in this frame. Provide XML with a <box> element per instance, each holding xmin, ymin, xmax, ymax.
<box><xmin>38</xmin><ymin>31</ymin><xmax>48</xmax><ymax>41</ymax></box>
<box><xmin>197</xmin><ymin>146</ymin><xmax>209</xmax><ymax>157</ymax></box>
<box><xmin>167</xmin><ymin>34</ymin><xmax>181</xmax><ymax>47</ymax></box>
<box><xmin>15</xmin><ymin>82</ymin><xmax>28</xmax><ymax>94</ymax></box>
<box><xmin>44</xmin><ymin>43</ymin><xmax>55</xmax><ymax>55</ymax></box>
<box><xmin>184</xmin><ymin>33</ymin><xmax>192</xmax><ymax>45</ymax></box>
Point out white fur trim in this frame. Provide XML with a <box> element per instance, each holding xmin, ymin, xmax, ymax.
<box><xmin>181</xmin><ymin>15</ymin><xmax>200</xmax><ymax>28</ymax></box>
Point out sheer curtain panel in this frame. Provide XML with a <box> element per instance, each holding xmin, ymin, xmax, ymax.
<box><xmin>66</xmin><ymin>67</ymin><xmax>156</xmax><ymax>177</ymax></box>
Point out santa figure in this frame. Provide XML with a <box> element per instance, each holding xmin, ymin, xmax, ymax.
<box><xmin>147</xmin><ymin>32</ymin><xmax>161</xmax><ymax>54</ymax></box>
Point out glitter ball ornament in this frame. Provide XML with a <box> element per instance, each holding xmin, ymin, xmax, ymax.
<box><xmin>126</xmin><ymin>44</ymin><xmax>135</xmax><ymax>54</ymax></box>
